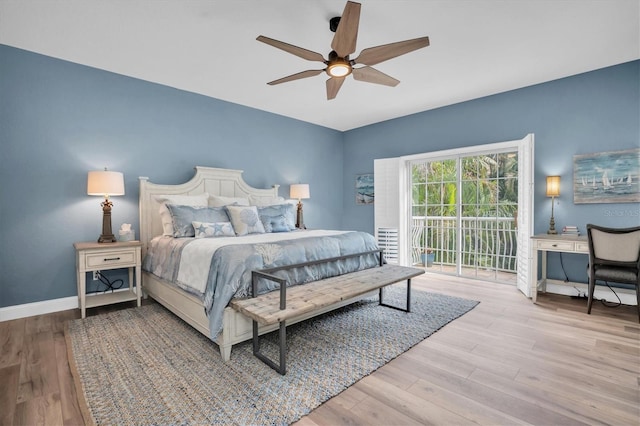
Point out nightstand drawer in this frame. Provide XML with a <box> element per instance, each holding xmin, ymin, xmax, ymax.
<box><xmin>85</xmin><ymin>250</ymin><xmax>136</xmax><ymax>268</ymax></box>
<box><xmin>536</xmin><ymin>240</ymin><xmax>575</xmax><ymax>251</ymax></box>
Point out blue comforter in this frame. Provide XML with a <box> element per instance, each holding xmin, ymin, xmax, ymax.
<box><xmin>143</xmin><ymin>231</ymin><xmax>380</xmax><ymax>339</ymax></box>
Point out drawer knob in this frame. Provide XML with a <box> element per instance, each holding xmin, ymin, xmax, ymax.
<box><xmin>104</xmin><ymin>257</ymin><xmax>121</xmax><ymax>261</ymax></box>
<box><xmin>551</xmin><ymin>244</ymin><xmax>557</xmax><ymax>247</ymax></box>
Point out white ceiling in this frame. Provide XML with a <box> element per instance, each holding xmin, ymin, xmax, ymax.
<box><xmin>1</xmin><ymin>0</ymin><xmax>638</xmax><ymax>131</ymax></box>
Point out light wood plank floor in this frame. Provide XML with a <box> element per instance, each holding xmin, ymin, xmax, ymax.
<box><xmin>1</xmin><ymin>274</ymin><xmax>638</xmax><ymax>425</ymax></box>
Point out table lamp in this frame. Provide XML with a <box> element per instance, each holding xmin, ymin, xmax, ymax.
<box><xmin>290</xmin><ymin>184</ymin><xmax>310</xmax><ymax>229</ymax></box>
<box><xmin>88</xmin><ymin>168</ymin><xmax>125</xmax><ymax>243</ymax></box>
<box><xmin>546</xmin><ymin>175</ymin><xmax>560</xmax><ymax>234</ymax></box>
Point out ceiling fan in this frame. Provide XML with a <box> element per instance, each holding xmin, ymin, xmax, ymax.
<box><xmin>257</xmin><ymin>1</ymin><xmax>430</xmax><ymax>100</ymax></box>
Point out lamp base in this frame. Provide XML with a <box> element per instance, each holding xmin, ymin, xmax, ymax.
<box><xmin>98</xmin><ymin>234</ymin><xmax>117</xmax><ymax>243</ymax></box>
<box><xmin>547</xmin><ymin>197</ymin><xmax>557</xmax><ymax>234</ymax></box>
<box><xmin>296</xmin><ymin>201</ymin><xmax>306</xmax><ymax>230</ymax></box>
<box><xmin>547</xmin><ymin>220</ymin><xmax>558</xmax><ymax>234</ymax></box>
<box><xmin>98</xmin><ymin>198</ymin><xmax>117</xmax><ymax>243</ymax></box>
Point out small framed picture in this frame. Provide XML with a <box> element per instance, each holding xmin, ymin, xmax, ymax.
<box><xmin>356</xmin><ymin>174</ymin><xmax>374</xmax><ymax>205</ymax></box>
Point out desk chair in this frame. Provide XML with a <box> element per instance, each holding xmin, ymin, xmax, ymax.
<box><xmin>586</xmin><ymin>224</ymin><xmax>640</xmax><ymax>322</ymax></box>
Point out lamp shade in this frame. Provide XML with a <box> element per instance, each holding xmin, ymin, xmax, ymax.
<box><xmin>290</xmin><ymin>184</ymin><xmax>310</xmax><ymax>200</ymax></box>
<box><xmin>546</xmin><ymin>175</ymin><xmax>560</xmax><ymax>197</ymax></box>
<box><xmin>87</xmin><ymin>170</ymin><xmax>125</xmax><ymax>196</ymax></box>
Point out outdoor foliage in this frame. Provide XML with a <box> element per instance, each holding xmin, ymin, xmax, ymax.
<box><xmin>411</xmin><ymin>153</ymin><xmax>519</xmax><ymax>272</ymax></box>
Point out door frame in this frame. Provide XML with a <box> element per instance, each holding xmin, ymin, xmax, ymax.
<box><xmin>398</xmin><ymin>134</ymin><xmax>535</xmax><ymax>296</ymax></box>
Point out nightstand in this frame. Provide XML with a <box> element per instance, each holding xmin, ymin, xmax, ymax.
<box><xmin>74</xmin><ymin>241</ymin><xmax>142</xmax><ymax>318</ymax></box>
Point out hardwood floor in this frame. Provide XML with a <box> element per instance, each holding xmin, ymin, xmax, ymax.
<box><xmin>1</xmin><ymin>275</ymin><xmax>638</xmax><ymax>425</ymax></box>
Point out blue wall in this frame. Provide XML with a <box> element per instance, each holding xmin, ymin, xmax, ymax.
<box><xmin>342</xmin><ymin>60</ymin><xmax>640</xmax><ymax>284</ymax></box>
<box><xmin>1</xmin><ymin>42</ymin><xmax>638</xmax><ymax>308</ymax></box>
<box><xmin>0</xmin><ymin>45</ymin><xmax>344</xmax><ymax>308</ymax></box>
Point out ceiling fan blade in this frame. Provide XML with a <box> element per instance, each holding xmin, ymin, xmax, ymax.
<box><xmin>257</xmin><ymin>35</ymin><xmax>326</xmax><ymax>63</ymax></box>
<box><xmin>267</xmin><ymin>69</ymin><xmax>324</xmax><ymax>85</ymax></box>
<box><xmin>331</xmin><ymin>1</ymin><xmax>361</xmax><ymax>58</ymax></box>
<box><xmin>326</xmin><ymin>77</ymin><xmax>346</xmax><ymax>100</ymax></box>
<box><xmin>352</xmin><ymin>67</ymin><xmax>400</xmax><ymax>87</ymax></box>
<box><xmin>354</xmin><ymin>36</ymin><xmax>430</xmax><ymax>66</ymax></box>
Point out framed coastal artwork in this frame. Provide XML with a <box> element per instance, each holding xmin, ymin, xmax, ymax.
<box><xmin>355</xmin><ymin>173</ymin><xmax>374</xmax><ymax>204</ymax></box>
<box><xmin>573</xmin><ymin>148</ymin><xmax>640</xmax><ymax>204</ymax></box>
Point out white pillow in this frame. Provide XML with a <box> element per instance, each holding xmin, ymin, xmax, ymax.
<box><xmin>209</xmin><ymin>195</ymin><xmax>250</xmax><ymax>207</ymax></box>
<box><xmin>154</xmin><ymin>193</ymin><xmax>209</xmax><ymax>236</ymax></box>
<box><xmin>192</xmin><ymin>221</ymin><xmax>235</xmax><ymax>238</ymax></box>
<box><xmin>225</xmin><ymin>205</ymin><xmax>266</xmax><ymax>236</ymax></box>
<box><xmin>249</xmin><ymin>195</ymin><xmax>286</xmax><ymax>206</ymax></box>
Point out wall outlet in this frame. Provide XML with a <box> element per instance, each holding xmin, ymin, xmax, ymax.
<box><xmin>93</xmin><ymin>271</ymin><xmax>100</xmax><ymax>281</ymax></box>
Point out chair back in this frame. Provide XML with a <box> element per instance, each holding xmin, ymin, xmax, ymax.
<box><xmin>586</xmin><ymin>224</ymin><xmax>640</xmax><ymax>321</ymax></box>
<box><xmin>587</xmin><ymin>224</ymin><xmax>640</xmax><ymax>268</ymax></box>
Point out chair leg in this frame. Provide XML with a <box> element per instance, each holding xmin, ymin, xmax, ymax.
<box><xmin>635</xmin><ymin>284</ymin><xmax>640</xmax><ymax>323</ymax></box>
<box><xmin>587</xmin><ymin>278</ymin><xmax>595</xmax><ymax>314</ymax></box>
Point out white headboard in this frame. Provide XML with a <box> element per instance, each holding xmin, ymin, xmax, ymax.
<box><xmin>139</xmin><ymin>166</ymin><xmax>280</xmax><ymax>255</ymax></box>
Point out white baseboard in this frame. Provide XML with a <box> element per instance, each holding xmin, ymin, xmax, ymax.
<box><xmin>543</xmin><ymin>279</ymin><xmax>637</xmax><ymax>306</ymax></box>
<box><xmin>2</xmin><ymin>280</ymin><xmax>635</xmax><ymax>322</ymax></box>
<box><xmin>0</xmin><ymin>296</ymin><xmax>79</xmax><ymax>322</ymax></box>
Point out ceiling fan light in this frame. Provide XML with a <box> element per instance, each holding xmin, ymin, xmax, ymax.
<box><xmin>327</xmin><ymin>61</ymin><xmax>352</xmax><ymax>77</ymax></box>
<box><xmin>329</xmin><ymin>64</ymin><xmax>350</xmax><ymax>77</ymax></box>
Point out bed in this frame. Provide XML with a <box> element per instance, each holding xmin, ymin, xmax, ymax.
<box><xmin>139</xmin><ymin>166</ymin><xmax>381</xmax><ymax>360</ymax></box>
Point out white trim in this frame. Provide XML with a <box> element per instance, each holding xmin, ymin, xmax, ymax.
<box><xmin>0</xmin><ymin>287</ymin><xmax>137</xmax><ymax>322</ymax></box>
<box><xmin>2</xmin><ymin>280</ymin><xmax>632</xmax><ymax>323</ymax></box>
<box><xmin>374</xmin><ymin>158</ymin><xmax>402</xmax><ymax>264</ymax></box>
<box><xmin>544</xmin><ymin>279</ymin><xmax>637</xmax><ymax>306</ymax></box>
<box><xmin>398</xmin><ymin>160</ymin><xmax>409</xmax><ymax>265</ymax></box>
<box><xmin>401</xmin><ymin>139</ymin><xmax>523</xmax><ymax>162</ymax></box>
<box><xmin>517</xmin><ymin>134</ymin><xmax>535</xmax><ymax>297</ymax></box>
<box><xmin>0</xmin><ymin>296</ymin><xmax>78</xmax><ymax>322</ymax></box>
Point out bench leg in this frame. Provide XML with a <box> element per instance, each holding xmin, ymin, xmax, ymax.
<box><xmin>252</xmin><ymin>319</ymin><xmax>287</xmax><ymax>375</ymax></box>
<box><xmin>379</xmin><ymin>278</ymin><xmax>412</xmax><ymax>313</ymax></box>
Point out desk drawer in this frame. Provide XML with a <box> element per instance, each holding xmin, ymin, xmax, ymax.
<box><xmin>536</xmin><ymin>240</ymin><xmax>575</xmax><ymax>251</ymax></box>
<box><xmin>575</xmin><ymin>242</ymin><xmax>589</xmax><ymax>253</ymax></box>
<box><xmin>86</xmin><ymin>250</ymin><xmax>136</xmax><ymax>268</ymax></box>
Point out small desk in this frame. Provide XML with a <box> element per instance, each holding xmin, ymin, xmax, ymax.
<box><xmin>74</xmin><ymin>241</ymin><xmax>142</xmax><ymax>318</ymax></box>
<box><xmin>530</xmin><ymin>234</ymin><xmax>589</xmax><ymax>303</ymax></box>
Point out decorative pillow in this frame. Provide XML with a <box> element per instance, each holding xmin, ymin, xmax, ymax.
<box><xmin>257</xmin><ymin>204</ymin><xmax>296</xmax><ymax>231</ymax></box>
<box><xmin>249</xmin><ymin>195</ymin><xmax>286</xmax><ymax>206</ymax></box>
<box><xmin>165</xmin><ymin>204</ymin><xmax>230</xmax><ymax>237</ymax></box>
<box><xmin>209</xmin><ymin>195</ymin><xmax>250</xmax><ymax>207</ymax></box>
<box><xmin>192</xmin><ymin>221</ymin><xmax>235</xmax><ymax>238</ymax></box>
<box><xmin>225</xmin><ymin>205</ymin><xmax>266</xmax><ymax>236</ymax></box>
<box><xmin>260</xmin><ymin>214</ymin><xmax>291</xmax><ymax>233</ymax></box>
<box><xmin>155</xmin><ymin>193</ymin><xmax>210</xmax><ymax>236</ymax></box>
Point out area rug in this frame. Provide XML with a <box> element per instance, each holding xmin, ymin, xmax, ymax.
<box><xmin>66</xmin><ymin>287</ymin><xmax>478</xmax><ymax>425</ymax></box>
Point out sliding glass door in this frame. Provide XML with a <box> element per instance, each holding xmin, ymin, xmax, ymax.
<box><xmin>410</xmin><ymin>151</ymin><xmax>519</xmax><ymax>284</ymax></box>
<box><xmin>411</xmin><ymin>159</ymin><xmax>458</xmax><ymax>273</ymax></box>
<box><xmin>460</xmin><ymin>152</ymin><xmax>518</xmax><ymax>282</ymax></box>
<box><xmin>374</xmin><ymin>134</ymin><xmax>534</xmax><ymax>295</ymax></box>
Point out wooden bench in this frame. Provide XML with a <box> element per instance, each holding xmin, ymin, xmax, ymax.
<box><xmin>230</xmin><ymin>251</ymin><xmax>425</xmax><ymax>374</ymax></box>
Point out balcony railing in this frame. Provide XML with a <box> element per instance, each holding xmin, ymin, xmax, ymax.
<box><xmin>411</xmin><ymin>216</ymin><xmax>518</xmax><ymax>273</ymax></box>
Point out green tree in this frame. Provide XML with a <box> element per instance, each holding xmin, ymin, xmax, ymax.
<box><xmin>411</xmin><ymin>152</ymin><xmax>519</xmax><ymax>270</ymax></box>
